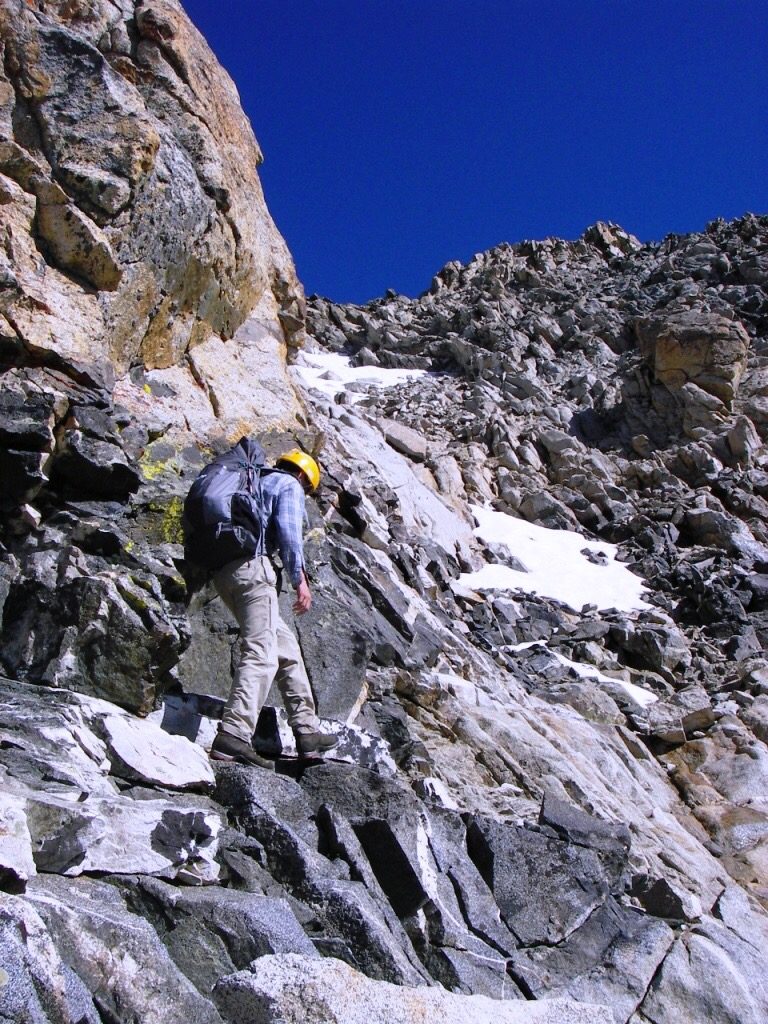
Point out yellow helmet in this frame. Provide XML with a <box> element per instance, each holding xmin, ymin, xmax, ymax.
<box><xmin>277</xmin><ymin>449</ymin><xmax>321</xmax><ymax>492</ymax></box>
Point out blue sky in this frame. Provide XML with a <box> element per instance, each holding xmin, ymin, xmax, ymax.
<box><xmin>182</xmin><ymin>0</ymin><xmax>767</xmax><ymax>304</ymax></box>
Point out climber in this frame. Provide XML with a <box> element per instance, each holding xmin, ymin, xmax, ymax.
<box><xmin>206</xmin><ymin>447</ymin><xmax>339</xmax><ymax>769</ymax></box>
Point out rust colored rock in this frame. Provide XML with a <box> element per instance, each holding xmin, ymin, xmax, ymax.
<box><xmin>635</xmin><ymin>308</ymin><xmax>750</xmax><ymax>405</ymax></box>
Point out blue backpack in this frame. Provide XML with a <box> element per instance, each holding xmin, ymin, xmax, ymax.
<box><xmin>183</xmin><ymin>437</ymin><xmax>268</xmax><ymax>570</ymax></box>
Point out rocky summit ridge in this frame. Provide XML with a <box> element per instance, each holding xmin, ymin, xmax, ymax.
<box><xmin>1</xmin><ymin>2</ymin><xmax>768</xmax><ymax>1023</ymax></box>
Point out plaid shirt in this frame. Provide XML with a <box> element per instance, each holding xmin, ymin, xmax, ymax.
<box><xmin>260</xmin><ymin>470</ymin><xmax>306</xmax><ymax>586</ymax></box>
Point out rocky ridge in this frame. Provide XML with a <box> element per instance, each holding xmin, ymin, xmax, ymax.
<box><xmin>303</xmin><ymin>214</ymin><xmax>768</xmax><ymax>903</ymax></box>
<box><xmin>2</xmin><ymin>1</ymin><xmax>768</xmax><ymax>1022</ymax></box>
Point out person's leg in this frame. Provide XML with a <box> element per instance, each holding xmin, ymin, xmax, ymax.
<box><xmin>214</xmin><ymin>556</ymin><xmax>279</xmax><ymax>743</ymax></box>
<box><xmin>274</xmin><ymin>616</ymin><xmax>339</xmax><ymax>756</ymax></box>
<box><xmin>273</xmin><ymin>613</ymin><xmax>319</xmax><ymax>733</ymax></box>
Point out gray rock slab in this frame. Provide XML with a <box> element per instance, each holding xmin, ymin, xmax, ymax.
<box><xmin>54</xmin><ymin>428</ymin><xmax>139</xmax><ymax>496</ymax></box>
<box><xmin>539</xmin><ymin>794</ymin><xmax>631</xmax><ymax>891</ymax></box>
<box><xmin>642</xmin><ymin>685</ymin><xmax>717</xmax><ymax>744</ymax></box>
<box><xmin>215</xmin><ymin>826</ymin><xmax>290</xmax><ymax>897</ymax></box>
<box><xmin>740</xmin><ymin>694</ymin><xmax>768</xmax><ymax>744</ymax></box>
<box><xmin>307</xmin><ymin>770</ymin><xmax>521</xmax><ymax>993</ymax></box>
<box><xmin>609</xmin><ymin>623</ymin><xmax>691</xmax><ymax>678</ymax></box>
<box><xmin>426</xmin><ymin>806</ymin><xmax>519</xmax><ymax>957</ymax></box>
<box><xmin>23</xmin><ymin>875</ymin><xmax>224</xmax><ymax>1023</ymax></box>
<box><xmin>213</xmin><ymin>953</ymin><xmax>614</xmax><ymax>1024</ymax></box>
<box><xmin>317</xmin><ymin>804</ymin><xmax>432</xmax><ymax>983</ymax></box>
<box><xmin>213</xmin><ymin>765</ymin><xmax>428</xmax><ymax>987</ymax></box>
<box><xmin>311</xmin><ymin>876</ymin><xmax>431</xmax><ymax>986</ymax></box>
<box><xmin>300</xmin><ymin>763</ymin><xmax>437</xmax><ymax>917</ymax></box>
<box><xmin>276</xmin><ymin>575</ymin><xmax>374</xmax><ymax>722</ymax></box>
<box><xmin>0</xmin><ymin>677</ymin><xmax>213</xmax><ymax>797</ymax></box>
<box><xmin>426</xmin><ymin>945</ymin><xmax>518</xmax><ymax>1001</ymax></box>
<box><xmin>637</xmin><ymin>885</ymin><xmax>768</xmax><ymax>1024</ymax></box>
<box><xmin>25</xmin><ymin>790</ymin><xmax>221</xmax><ymax>881</ymax></box>
<box><xmin>379</xmin><ymin>417</ymin><xmax>429</xmax><ymax>461</ymax></box>
<box><xmin>0</xmin><ymin>894</ymin><xmax>101</xmax><ymax>1024</ymax></box>
<box><xmin>0</xmin><ymin>792</ymin><xmax>36</xmax><ymax>891</ymax></box>
<box><xmin>298</xmin><ymin>761</ymin><xmax>422</xmax><ymax>824</ymax></box>
<box><xmin>685</xmin><ymin>508</ymin><xmax>768</xmax><ymax>564</ymax></box>
<box><xmin>629</xmin><ymin>873</ymin><xmax>703</xmax><ymax>922</ymax></box>
<box><xmin>214</xmin><ymin>763</ymin><xmax>320</xmax><ymax>850</ymax></box>
<box><xmin>2</xmin><ymin>564</ymin><xmax>175</xmax><ymax>713</ymax></box>
<box><xmin>0</xmin><ymin>677</ymin><xmax>115</xmax><ymax>798</ymax></box>
<box><xmin>328</xmin><ymin>534</ymin><xmax>415</xmax><ymax>641</ymax></box>
<box><xmin>98</xmin><ymin>710</ymin><xmax>215</xmax><ymax>789</ymax></box>
<box><xmin>213</xmin><ymin>783</ymin><xmax>330</xmax><ymax>897</ymax></box>
<box><xmin>121</xmin><ymin>877</ymin><xmax>318</xmax><ymax>997</ymax></box>
<box><xmin>515</xmin><ymin>898</ymin><xmax>674</xmax><ymax>1021</ymax></box>
<box><xmin>466</xmin><ymin>815</ymin><xmax>616</xmax><ymax>945</ymax></box>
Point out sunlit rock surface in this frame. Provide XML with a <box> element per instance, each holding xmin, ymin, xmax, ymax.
<box><xmin>0</xmin><ymin>0</ymin><xmax>304</xmax><ymax>438</ymax></box>
<box><xmin>214</xmin><ymin>953</ymin><xmax>614</xmax><ymax>1024</ymax></box>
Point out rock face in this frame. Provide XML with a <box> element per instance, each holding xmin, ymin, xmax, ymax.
<box><xmin>2</xmin><ymin>4</ymin><xmax>768</xmax><ymax>1023</ymax></box>
<box><xmin>0</xmin><ymin>0</ymin><xmax>304</xmax><ymax>431</ymax></box>
<box><xmin>0</xmin><ymin>0</ymin><xmax>308</xmax><ymax>720</ymax></box>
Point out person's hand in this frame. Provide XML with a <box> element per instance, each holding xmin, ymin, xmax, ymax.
<box><xmin>293</xmin><ymin>576</ymin><xmax>312</xmax><ymax>615</ymax></box>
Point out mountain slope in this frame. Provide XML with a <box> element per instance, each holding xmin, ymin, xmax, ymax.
<box><xmin>1</xmin><ymin>1</ymin><xmax>768</xmax><ymax>1021</ymax></box>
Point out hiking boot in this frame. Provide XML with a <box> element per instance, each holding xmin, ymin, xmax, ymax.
<box><xmin>294</xmin><ymin>730</ymin><xmax>340</xmax><ymax>759</ymax></box>
<box><xmin>253</xmin><ymin>737</ymin><xmax>283</xmax><ymax>759</ymax></box>
<box><xmin>210</xmin><ymin>731</ymin><xmax>275</xmax><ymax>770</ymax></box>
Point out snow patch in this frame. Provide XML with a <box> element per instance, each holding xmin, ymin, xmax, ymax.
<box><xmin>458</xmin><ymin>505</ymin><xmax>651</xmax><ymax>613</ymax></box>
<box><xmin>550</xmin><ymin>651</ymin><xmax>659</xmax><ymax>707</ymax></box>
<box><xmin>293</xmin><ymin>351</ymin><xmax>426</xmax><ymax>401</ymax></box>
<box><xmin>511</xmin><ymin>641</ymin><xmax>659</xmax><ymax>707</ymax></box>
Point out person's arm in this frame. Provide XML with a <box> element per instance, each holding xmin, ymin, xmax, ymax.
<box><xmin>293</xmin><ymin>571</ymin><xmax>312</xmax><ymax>614</ymax></box>
<box><xmin>274</xmin><ymin>478</ymin><xmax>311</xmax><ymax>613</ymax></box>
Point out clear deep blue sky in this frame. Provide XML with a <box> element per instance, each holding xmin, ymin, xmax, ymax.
<box><xmin>182</xmin><ymin>0</ymin><xmax>767</xmax><ymax>304</ymax></box>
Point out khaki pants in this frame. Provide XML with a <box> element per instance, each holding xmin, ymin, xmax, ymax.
<box><xmin>213</xmin><ymin>555</ymin><xmax>318</xmax><ymax>743</ymax></box>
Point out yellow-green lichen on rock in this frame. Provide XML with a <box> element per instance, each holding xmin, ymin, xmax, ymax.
<box><xmin>151</xmin><ymin>496</ymin><xmax>185</xmax><ymax>546</ymax></box>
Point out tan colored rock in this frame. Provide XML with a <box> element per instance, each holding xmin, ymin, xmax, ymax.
<box><xmin>379</xmin><ymin>416</ymin><xmax>429</xmax><ymax>461</ymax></box>
<box><xmin>115</xmin><ymin>302</ymin><xmax>302</xmax><ymax>455</ymax></box>
<box><xmin>728</xmin><ymin>415</ymin><xmax>763</xmax><ymax>464</ymax></box>
<box><xmin>663</xmin><ymin>720</ymin><xmax>768</xmax><ymax>900</ymax></box>
<box><xmin>32</xmin><ymin>177</ymin><xmax>122</xmax><ymax>291</ymax></box>
<box><xmin>635</xmin><ymin>308</ymin><xmax>750</xmax><ymax>405</ymax></box>
<box><xmin>0</xmin><ymin>0</ymin><xmax>305</xmax><ymax>437</ymax></box>
<box><xmin>0</xmin><ymin>172</ymin><xmax>108</xmax><ymax>386</ymax></box>
<box><xmin>188</xmin><ymin>305</ymin><xmax>303</xmax><ymax>442</ymax></box>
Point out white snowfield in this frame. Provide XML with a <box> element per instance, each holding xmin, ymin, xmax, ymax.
<box><xmin>292</xmin><ymin>351</ymin><xmax>426</xmax><ymax>401</ymax></box>
<box><xmin>458</xmin><ymin>505</ymin><xmax>651</xmax><ymax>614</ymax></box>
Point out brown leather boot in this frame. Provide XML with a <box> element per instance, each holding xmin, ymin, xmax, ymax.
<box><xmin>294</xmin><ymin>730</ymin><xmax>340</xmax><ymax>758</ymax></box>
<box><xmin>210</xmin><ymin>730</ymin><xmax>275</xmax><ymax>770</ymax></box>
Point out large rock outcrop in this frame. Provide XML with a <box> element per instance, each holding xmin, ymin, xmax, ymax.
<box><xmin>0</xmin><ymin>0</ymin><xmax>310</xmax><ymax>717</ymax></box>
<box><xmin>0</xmin><ymin>0</ymin><xmax>305</xmax><ymax>438</ymax></box>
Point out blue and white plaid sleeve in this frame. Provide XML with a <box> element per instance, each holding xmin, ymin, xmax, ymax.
<box><xmin>273</xmin><ymin>477</ymin><xmax>306</xmax><ymax>586</ymax></box>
